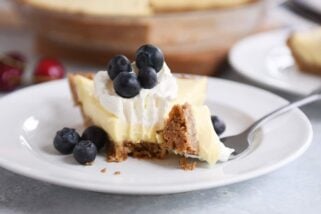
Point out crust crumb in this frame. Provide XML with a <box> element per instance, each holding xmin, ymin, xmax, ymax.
<box><xmin>179</xmin><ymin>158</ymin><xmax>196</xmax><ymax>171</ymax></box>
<box><xmin>100</xmin><ymin>168</ymin><xmax>107</xmax><ymax>173</ymax></box>
<box><xmin>114</xmin><ymin>171</ymin><xmax>121</xmax><ymax>175</ymax></box>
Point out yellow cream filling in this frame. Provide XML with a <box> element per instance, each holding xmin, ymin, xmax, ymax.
<box><xmin>192</xmin><ymin>106</ymin><xmax>220</xmax><ymax>164</ymax></box>
<box><xmin>73</xmin><ymin>75</ymin><xmax>207</xmax><ymax>144</ymax></box>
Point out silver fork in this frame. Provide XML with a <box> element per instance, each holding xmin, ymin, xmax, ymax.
<box><xmin>222</xmin><ymin>87</ymin><xmax>321</xmax><ymax>159</ymax></box>
<box><xmin>187</xmin><ymin>88</ymin><xmax>321</xmax><ymax>160</ymax></box>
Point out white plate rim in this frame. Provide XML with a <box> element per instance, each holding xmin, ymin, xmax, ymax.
<box><xmin>0</xmin><ymin>78</ymin><xmax>313</xmax><ymax>195</ymax></box>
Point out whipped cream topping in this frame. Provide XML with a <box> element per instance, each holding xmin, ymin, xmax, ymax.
<box><xmin>94</xmin><ymin>63</ymin><xmax>178</xmax><ymax>127</ymax></box>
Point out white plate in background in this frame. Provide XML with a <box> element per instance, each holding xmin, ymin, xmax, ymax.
<box><xmin>229</xmin><ymin>30</ymin><xmax>321</xmax><ymax>95</ymax></box>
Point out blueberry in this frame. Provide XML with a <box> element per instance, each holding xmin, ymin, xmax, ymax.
<box><xmin>135</xmin><ymin>44</ymin><xmax>164</xmax><ymax>72</ymax></box>
<box><xmin>138</xmin><ymin>67</ymin><xmax>158</xmax><ymax>89</ymax></box>
<box><xmin>107</xmin><ymin>55</ymin><xmax>132</xmax><ymax>80</ymax></box>
<box><xmin>73</xmin><ymin>140</ymin><xmax>97</xmax><ymax>165</ymax></box>
<box><xmin>211</xmin><ymin>116</ymin><xmax>226</xmax><ymax>136</ymax></box>
<box><xmin>113</xmin><ymin>72</ymin><xmax>141</xmax><ymax>98</ymax></box>
<box><xmin>53</xmin><ymin>128</ymin><xmax>80</xmax><ymax>154</ymax></box>
<box><xmin>81</xmin><ymin>126</ymin><xmax>108</xmax><ymax>151</ymax></box>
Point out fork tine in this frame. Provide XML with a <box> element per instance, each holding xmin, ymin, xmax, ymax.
<box><xmin>220</xmin><ymin>134</ymin><xmax>249</xmax><ymax>156</ymax></box>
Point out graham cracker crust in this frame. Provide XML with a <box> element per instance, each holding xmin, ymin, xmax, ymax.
<box><xmin>106</xmin><ymin>142</ymin><xmax>168</xmax><ymax>162</ymax></box>
<box><xmin>68</xmin><ymin>73</ymin><xmax>96</xmax><ymax>127</ymax></box>
<box><xmin>163</xmin><ymin>103</ymin><xmax>198</xmax><ymax>155</ymax></box>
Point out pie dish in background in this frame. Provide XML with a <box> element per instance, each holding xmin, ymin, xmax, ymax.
<box><xmin>13</xmin><ymin>0</ymin><xmax>266</xmax><ymax>75</ymax></box>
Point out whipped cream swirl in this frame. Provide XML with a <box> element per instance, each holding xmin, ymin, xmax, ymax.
<box><xmin>93</xmin><ymin>63</ymin><xmax>178</xmax><ymax>126</ymax></box>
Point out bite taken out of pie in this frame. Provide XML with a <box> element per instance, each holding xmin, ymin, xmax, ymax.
<box><xmin>68</xmin><ymin>45</ymin><xmax>233</xmax><ymax>167</ymax></box>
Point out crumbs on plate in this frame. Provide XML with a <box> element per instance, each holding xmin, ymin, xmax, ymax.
<box><xmin>100</xmin><ymin>168</ymin><xmax>107</xmax><ymax>173</ymax></box>
<box><xmin>179</xmin><ymin>158</ymin><xmax>196</xmax><ymax>171</ymax></box>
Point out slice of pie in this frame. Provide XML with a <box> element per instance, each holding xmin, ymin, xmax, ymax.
<box><xmin>68</xmin><ymin>45</ymin><xmax>233</xmax><ymax>166</ymax></box>
<box><xmin>68</xmin><ymin>73</ymin><xmax>232</xmax><ymax>165</ymax></box>
<box><xmin>287</xmin><ymin>28</ymin><xmax>321</xmax><ymax>75</ymax></box>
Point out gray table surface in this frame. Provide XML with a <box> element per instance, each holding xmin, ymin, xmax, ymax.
<box><xmin>0</xmin><ymin>5</ymin><xmax>321</xmax><ymax>214</ymax></box>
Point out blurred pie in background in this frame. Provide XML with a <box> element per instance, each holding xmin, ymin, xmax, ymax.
<box><xmin>19</xmin><ymin>0</ymin><xmax>256</xmax><ymax>15</ymax></box>
<box><xmin>287</xmin><ymin>28</ymin><xmax>321</xmax><ymax>76</ymax></box>
<box><xmin>14</xmin><ymin>0</ymin><xmax>265</xmax><ymax>75</ymax></box>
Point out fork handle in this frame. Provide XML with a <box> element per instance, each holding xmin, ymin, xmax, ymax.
<box><xmin>247</xmin><ymin>89</ymin><xmax>321</xmax><ymax>134</ymax></box>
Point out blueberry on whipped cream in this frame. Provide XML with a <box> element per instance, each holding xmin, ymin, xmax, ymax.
<box><xmin>138</xmin><ymin>66</ymin><xmax>157</xmax><ymax>89</ymax></box>
<box><xmin>135</xmin><ymin>44</ymin><xmax>164</xmax><ymax>72</ymax></box>
<box><xmin>107</xmin><ymin>44</ymin><xmax>166</xmax><ymax>98</ymax></box>
<box><xmin>107</xmin><ymin>55</ymin><xmax>132</xmax><ymax>80</ymax></box>
<box><xmin>113</xmin><ymin>72</ymin><xmax>141</xmax><ymax>98</ymax></box>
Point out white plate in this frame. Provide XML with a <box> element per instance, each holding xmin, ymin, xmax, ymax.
<box><xmin>0</xmin><ymin>78</ymin><xmax>313</xmax><ymax>195</ymax></box>
<box><xmin>229</xmin><ymin>30</ymin><xmax>321</xmax><ymax>95</ymax></box>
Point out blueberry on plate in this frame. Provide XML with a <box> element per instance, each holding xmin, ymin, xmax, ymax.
<box><xmin>73</xmin><ymin>140</ymin><xmax>97</xmax><ymax>165</ymax></box>
<box><xmin>113</xmin><ymin>72</ymin><xmax>141</xmax><ymax>98</ymax></box>
<box><xmin>82</xmin><ymin>126</ymin><xmax>108</xmax><ymax>151</ymax></box>
<box><xmin>138</xmin><ymin>66</ymin><xmax>157</xmax><ymax>89</ymax></box>
<box><xmin>135</xmin><ymin>44</ymin><xmax>164</xmax><ymax>72</ymax></box>
<box><xmin>107</xmin><ymin>55</ymin><xmax>132</xmax><ymax>80</ymax></box>
<box><xmin>53</xmin><ymin>127</ymin><xmax>80</xmax><ymax>154</ymax></box>
<box><xmin>211</xmin><ymin>116</ymin><xmax>226</xmax><ymax>136</ymax></box>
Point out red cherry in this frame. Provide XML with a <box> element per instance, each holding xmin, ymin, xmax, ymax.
<box><xmin>34</xmin><ymin>58</ymin><xmax>65</xmax><ymax>83</ymax></box>
<box><xmin>0</xmin><ymin>64</ymin><xmax>23</xmax><ymax>92</ymax></box>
